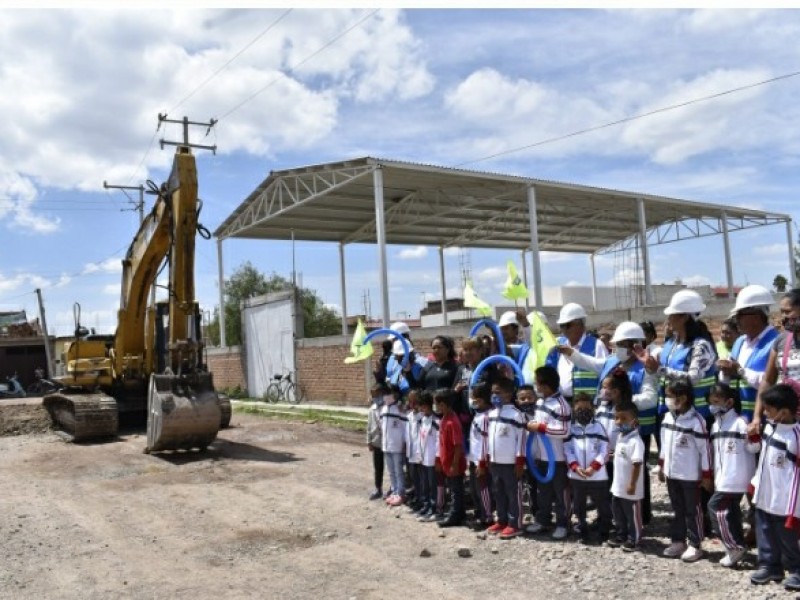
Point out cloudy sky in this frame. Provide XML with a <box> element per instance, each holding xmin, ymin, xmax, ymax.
<box><xmin>1</xmin><ymin>7</ymin><xmax>799</xmax><ymax>335</ymax></box>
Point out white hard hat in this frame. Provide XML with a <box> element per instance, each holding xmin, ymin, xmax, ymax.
<box><xmin>664</xmin><ymin>289</ymin><xmax>706</xmax><ymax>316</ymax></box>
<box><xmin>389</xmin><ymin>321</ymin><xmax>410</xmax><ymax>335</ymax></box>
<box><xmin>498</xmin><ymin>311</ymin><xmax>519</xmax><ymax>328</ymax></box>
<box><xmin>557</xmin><ymin>303</ymin><xmax>587</xmax><ymax>324</ymax></box>
<box><xmin>527</xmin><ymin>310</ymin><xmax>547</xmax><ymax>325</ymax></box>
<box><xmin>611</xmin><ymin>321</ymin><xmax>646</xmax><ymax>343</ymax></box>
<box><xmin>730</xmin><ymin>284</ymin><xmax>773</xmax><ymax>317</ymax></box>
<box><xmin>392</xmin><ymin>339</ymin><xmax>412</xmax><ymax>355</ymax></box>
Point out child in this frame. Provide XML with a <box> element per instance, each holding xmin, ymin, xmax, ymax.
<box><xmin>516</xmin><ymin>383</ymin><xmax>539</xmax><ymax>520</ymax></box>
<box><xmin>366</xmin><ymin>384</ymin><xmax>385</xmax><ymax>500</ymax></box>
<box><xmin>526</xmin><ymin>366</ymin><xmax>572</xmax><ymax>539</ymax></box>
<box><xmin>416</xmin><ymin>391</ymin><xmax>442</xmax><ymax>522</ymax></box>
<box><xmin>708</xmin><ymin>383</ymin><xmax>759</xmax><ymax>568</ymax></box>
<box><xmin>749</xmin><ymin>384</ymin><xmax>800</xmax><ymax>590</ymax></box>
<box><xmin>596</xmin><ymin>371</ymin><xmax>634</xmax><ymax>481</ymax></box>
<box><xmin>405</xmin><ymin>390</ymin><xmax>424</xmax><ymax>511</ymax></box>
<box><xmin>435</xmin><ymin>388</ymin><xmax>467</xmax><ymax>527</ymax></box>
<box><xmin>467</xmin><ymin>382</ymin><xmax>494</xmax><ymax>529</ymax></box>
<box><xmin>565</xmin><ymin>392</ymin><xmax>612</xmax><ymax>544</ymax></box>
<box><xmin>380</xmin><ymin>385</ymin><xmax>408</xmax><ymax>507</ymax></box>
<box><xmin>658</xmin><ymin>380</ymin><xmax>713</xmax><ymax>562</ymax></box>
<box><xmin>609</xmin><ymin>402</ymin><xmax>645</xmax><ymax>551</ymax></box>
<box><xmin>486</xmin><ymin>377</ymin><xmax>527</xmax><ymax>539</ymax></box>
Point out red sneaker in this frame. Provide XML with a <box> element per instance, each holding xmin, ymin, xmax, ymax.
<box><xmin>388</xmin><ymin>495</ymin><xmax>406</xmax><ymax>507</ymax></box>
<box><xmin>487</xmin><ymin>522</ymin><xmax>507</xmax><ymax>535</ymax></box>
<box><xmin>499</xmin><ymin>526</ymin><xmax>522</xmax><ymax>539</ymax></box>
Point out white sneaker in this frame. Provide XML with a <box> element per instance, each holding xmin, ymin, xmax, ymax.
<box><xmin>525</xmin><ymin>522</ymin><xmax>545</xmax><ymax>534</ymax></box>
<box><xmin>551</xmin><ymin>526</ymin><xmax>568</xmax><ymax>540</ymax></box>
<box><xmin>681</xmin><ymin>545</ymin><xmax>704</xmax><ymax>563</ymax></box>
<box><xmin>662</xmin><ymin>542</ymin><xmax>687</xmax><ymax>558</ymax></box>
<box><xmin>719</xmin><ymin>547</ymin><xmax>746</xmax><ymax>568</ymax></box>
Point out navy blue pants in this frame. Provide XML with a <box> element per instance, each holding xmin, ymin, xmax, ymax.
<box><xmin>756</xmin><ymin>508</ymin><xmax>800</xmax><ymax>576</ymax></box>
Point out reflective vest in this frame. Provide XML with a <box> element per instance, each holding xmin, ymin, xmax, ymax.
<box><xmin>729</xmin><ymin>328</ymin><xmax>778</xmax><ymax>421</ymax></box>
<box><xmin>658</xmin><ymin>337</ymin><xmax>717</xmax><ymax>418</ymax></box>
<box><xmin>546</xmin><ymin>335</ymin><xmax>600</xmax><ymax>399</ymax></box>
<box><xmin>597</xmin><ymin>357</ymin><xmax>656</xmax><ymax>436</ymax></box>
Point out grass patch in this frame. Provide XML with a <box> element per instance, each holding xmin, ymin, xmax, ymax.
<box><xmin>234</xmin><ymin>403</ymin><xmax>366</xmax><ymax>433</ymax></box>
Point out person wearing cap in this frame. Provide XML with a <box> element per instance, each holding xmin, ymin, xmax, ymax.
<box><xmin>717</xmin><ymin>285</ymin><xmax>778</xmax><ymax>422</ymax></box>
<box><xmin>544</xmin><ymin>302</ymin><xmax>608</xmax><ymax>402</ymax></box>
<box><xmin>497</xmin><ymin>310</ymin><xmax>532</xmax><ymax>379</ymax></box>
<box><xmin>384</xmin><ymin>322</ymin><xmax>428</xmax><ymax>398</ymax></box>
<box><xmin>645</xmin><ymin>289</ymin><xmax>718</xmax><ymax>420</ymax></box>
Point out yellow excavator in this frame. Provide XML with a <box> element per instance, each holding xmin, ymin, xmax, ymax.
<box><xmin>44</xmin><ymin>143</ymin><xmax>230</xmax><ymax>452</ymax></box>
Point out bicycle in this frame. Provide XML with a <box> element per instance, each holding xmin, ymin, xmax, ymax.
<box><xmin>263</xmin><ymin>372</ymin><xmax>306</xmax><ymax>404</ymax></box>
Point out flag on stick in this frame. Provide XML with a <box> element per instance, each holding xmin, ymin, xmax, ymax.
<box><xmin>344</xmin><ymin>319</ymin><xmax>374</xmax><ymax>364</ymax></box>
<box><xmin>526</xmin><ymin>311</ymin><xmax>558</xmax><ymax>371</ymax></box>
<box><xmin>463</xmin><ymin>280</ymin><xmax>493</xmax><ymax>317</ymax></box>
<box><xmin>502</xmin><ymin>259</ymin><xmax>529</xmax><ymax>301</ymax></box>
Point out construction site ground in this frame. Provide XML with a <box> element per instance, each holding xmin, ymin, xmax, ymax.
<box><xmin>0</xmin><ymin>401</ymin><xmax>795</xmax><ymax>600</ymax></box>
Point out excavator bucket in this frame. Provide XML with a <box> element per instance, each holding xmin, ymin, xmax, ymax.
<box><xmin>42</xmin><ymin>391</ymin><xmax>119</xmax><ymax>442</ymax></box>
<box><xmin>145</xmin><ymin>372</ymin><xmax>221</xmax><ymax>453</ymax></box>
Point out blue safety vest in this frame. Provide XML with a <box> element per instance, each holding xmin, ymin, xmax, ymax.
<box><xmin>729</xmin><ymin>327</ymin><xmax>778</xmax><ymax>421</ymax></box>
<box><xmin>546</xmin><ymin>334</ymin><xmax>600</xmax><ymax>399</ymax></box>
<box><xmin>596</xmin><ymin>357</ymin><xmax>655</xmax><ymax>436</ymax></box>
<box><xmin>385</xmin><ymin>354</ymin><xmax>427</xmax><ymax>395</ymax></box>
<box><xmin>658</xmin><ymin>337</ymin><xmax>717</xmax><ymax>418</ymax></box>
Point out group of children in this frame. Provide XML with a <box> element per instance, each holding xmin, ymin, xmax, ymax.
<box><xmin>366</xmin><ymin>366</ymin><xmax>800</xmax><ymax>590</ymax></box>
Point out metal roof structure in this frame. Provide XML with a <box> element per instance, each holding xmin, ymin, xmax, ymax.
<box><xmin>215</xmin><ymin>156</ymin><xmax>790</xmax><ymax>255</ymax></box>
<box><xmin>212</xmin><ymin>156</ymin><xmax>794</xmax><ymax>343</ymax></box>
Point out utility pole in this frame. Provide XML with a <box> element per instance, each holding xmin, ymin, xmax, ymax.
<box><xmin>35</xmin><ymin>288</ymin><xmax>54</xmax><ymax>377</ymax></box>
<box><xmin>158</xmin><ymin>114</ymin><xmax>217</xmax><ymax>153</ymax></box>
<box><xmin>103</xmin><ymin>181</ymin><xmax>145</xmax><ymax>225</ymax></box>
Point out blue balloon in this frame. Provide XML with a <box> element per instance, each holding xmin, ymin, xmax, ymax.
<box><xmin>363</xmin><ymin>328</ymin><xmax>410</xmax><ymax>367</ymax></box>
<box><xmin>469</xmin><ymin>319</ymin><xmax>507</xmax><ymax>357</ymax></box>
<box><xmin>469</xmin><ymin>354</ymin><xmax>524</xmax><ymax>387</ymax></box>
<box><xmin>526</xmin><ymin>429</ymin><xmax>556</xmax><ymax>483</ymax></box>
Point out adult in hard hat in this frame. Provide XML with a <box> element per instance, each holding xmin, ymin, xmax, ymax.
<box><xmin>752</xmin><ymin>287</ymin><xmax>800</xmax><ymax>434</ymax></box>
<box><xmin>384</xmin><ymin>322</ymin><xmax>428</xmax><ymax>397</ymax></box>
<box><xmin>717</xmin><ymin>285</ymin><xmax>778</xmax><ymax>422</ymax></box>
<box><xmin>716</xmin><ymin>318</ymin><xmax>740</xmax><ymax>361</ymax></box>
<box><xmin>565</xmin><ymin>321</ymin><xmax>658</xmax><ymax>524</ymax></box>
<box><xmin>544</xmin><ymin>302</ymin><xmax>608</xmax><ymax>402</ymax></box>
<box><xmin>497</xmin><ymin>310</ymin><xmax>533</xmax><ymax>377</ymax></box>
<box><xmin>647</xmin><ymin>289</ymin><xmax>717</xmax><ymax>419</ymax></box>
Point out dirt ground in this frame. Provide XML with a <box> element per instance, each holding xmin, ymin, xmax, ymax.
<box><xmin>0</xmin><ymin>407</ymin><xmax>797</xmax><ymax>600</ymax></box>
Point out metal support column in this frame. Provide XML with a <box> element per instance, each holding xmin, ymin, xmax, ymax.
<box><xmin>788</xmin><ymin>219</ymin><xmax>797</xmax><ymax>288</ymax></box>
<box><xmin>590</xmin><ymin>254</ymin><xmax>598</xmax><ymax>311</ymax></box>
<box><xmin>438</xmin><ymin>245</ymin><xmax>448</xmax><ymax>326</ymax></box>
<box><xmin>339</xmin><ymin>242</ymin><xmax>348</xmax><ymax>335</ymax></box>
<box><xmin>374</xmin><ymin>167</ymin><xmax>390</xmax><ymax>327</ymax></box>
<box><xmin>521</xmin><ymin>250</ymin><xmax>530</xmax><ymax>310</ymax></box>
<box><xmin>721</xmin><ymin>211</ymin><xmax>735</xmax><ymax>299</ymax></box>
<box><xmin>35</xmin><ymin>288</ymin><xmax>54</xmax><ymax>377</ymax></box>
<box><xmin>527</xmin><ymin>186</ymin><xmax>543</xmax><ymax>308</ymax></box>
<box><xmin>637</xmin><ymin>198</ymin><xmax>653</xmax><ymax>305</ymax></box>
<box><xmin>217</xmin><ymin>238</ymin><xmax>227</xmax><ymax>348</ymax></box>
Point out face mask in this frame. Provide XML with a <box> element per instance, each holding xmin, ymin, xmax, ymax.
<box><xmin>596</xmin><ymin>389</ymin><xmax>608</xmax><ymax>404</ymax></box>
<box><xmin>574</xmin><ymin>409</ymin><xmax>593</xmax><ymax>426</ymax></box>
<box><xmin>665</xmin><ymin>397</ymin><xmax>677</xmax><ymax>412</ymax></box>
<box><xmin>615</xmin><ymin>347</ymin><xmax>630</xmax><ymax>362</ymax></box>
<box><xmin>490</xmin><ymin>394</ymin><xmax>503</xmax><ymax>407</ymax></box>
<box><xmin>469</xmin><ymin>400</ymin><xmax>481</xmax><ymax>411</ymax></box>
<box><xmin>383</xmin><ymin>394</ymin><xmax>396</xmax><ymax>406</ymax></box>
<box><xmin>618</xmin><ymin>422</ymin><xmax>636</xmax><ymax>435</ymax></box>
<box><xmin>709</xmin><ymin>404</ymin><xmax>729</xmax><ymax>417</ymax></box>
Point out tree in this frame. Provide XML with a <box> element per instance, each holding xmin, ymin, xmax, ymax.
<box><xmin>207</xmin><ymin>261</ymin><xmax>340</xmax><ymax>346</ymax></box>
<box><xmin>773</xmin><ymin>274</ymin><xmax>788</xmax><ymax>293</ymax></box>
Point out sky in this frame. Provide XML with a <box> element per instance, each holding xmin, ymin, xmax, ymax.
<box><xmin>1</xmin><ymin>7</ymin><xmax>799</xmax><ymax>335</ymax></box>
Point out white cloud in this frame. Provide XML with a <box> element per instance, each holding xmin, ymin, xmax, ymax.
<box><xmin>475</xmin><ymin>266</ymin><xmax>506</xmax><ymax>282</ymax></box>
<box><xmin>103</xmin><ymin>284</ymin><xmax>120</xmax><ymax>296</ymax></box>
<box><xmin>683</xmin><ymin>9</ymin><xmax>766</xmax><ymax>33</ymax></box>
<box><xmin>397</xmin><ymin>245</ymin><xmax>428</xmax><ymax>259</ymax></box>
<box><xmin>323</xmin><ymin>302</ymin><xmax>341</xmax><ymax>315</ymax></box>
<box><xmin>541</xmin><ymin>251</ymin><xmax>574</xmax><ymax>263</ymax></box>
<box><xmin>82</xmin><ymin>257</ymin><xmax>122</xmax><ymax>275</ymax></box>
<box><xmin>443</xmin><ymin>246</ymin><xmax>463</xmax><ymax>257</ymax></box>
<box><xmin>753</xmin><ymin>243</ymin><xmax>787</xmax><ymax>257</ymax></box>
<box><xmin>682</xmin><ymin>274</ymin><xmax>712</xmax><ymax>287</ymax></box>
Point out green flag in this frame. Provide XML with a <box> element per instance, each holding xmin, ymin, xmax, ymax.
<box><xmin>502</xmin><ymin>260</ymin><xmax>529</xmax><ymax>301</ymax></box>
<box><xmin>526</xmin><ymin>311</ymin><xmax>557</xmax><ymax>371</ymax></box>
<box><xmin>344</xmin><ymin>319</ymin><xmax>374</xmax><ymax>364</ymax></box>
<box><xmin>464</xmin><ymin>280</ymin><xmax>493</xmax><ymax>317</ymax></box>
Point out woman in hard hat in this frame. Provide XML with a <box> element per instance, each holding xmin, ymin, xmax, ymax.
<box><xmin>751</xmin><ymin>288</ymin><xmax>800</xmax><ymax>434</ymax></box>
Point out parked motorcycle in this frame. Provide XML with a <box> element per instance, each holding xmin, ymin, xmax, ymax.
<box><xmin>0</xmin><ymin>374</ymin><xmax>26</xmax><ymax>399</ymax></box>
<box><xmin>26</xmin><ymin>368</ymin><xmax>63</xmax><ymax>396</ymax></box>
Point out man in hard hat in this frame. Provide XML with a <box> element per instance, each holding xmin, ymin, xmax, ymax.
<box><xmin>498</xmin><ymin>310</ymin><xmax>532</xmax><ymax>375</ymax></box>
<box><xmin>384</xmin><ymin>322</ymin><xmax>428</xmax><ymax>397</ymax></box>
<box><xmin>717</xmin><ymin>285</ymin><xmax>777</xmax><ymax>422</ymax></box>
<box><xmin>545</xmin><ymin>303</ymin><xmax>608</xmax><ymax>402</ymax></box>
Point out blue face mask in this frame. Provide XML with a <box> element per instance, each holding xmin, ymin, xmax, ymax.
<box><xmin>490</xmin><ymin>394</ymin><xmax>503</xmax><ymax>407</ymax></box>
<box><xmin>709</xmin><ymin>405</ymin><xmax>729</xmax><ymax>417</ymax></box>
<box><xmin>618</xmin><ymin>422</ymin><xmax>636</xmax><ymax>435</ymax></box>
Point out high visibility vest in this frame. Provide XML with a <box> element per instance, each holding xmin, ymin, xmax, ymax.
<box><xmin>597</xmin><ymin>357</ymin><xmax>656</xmax><ymax>436</ymax></box>
<box><xmin>658</xmin><ymin>337</ymin><xmax>717</xmax><ymax>418</ymax></box>
<box><xmin>729</xmin><ymin>328</ymin><xmax>778</xmax><ymax>421</ymax></box>
<box><xmin>546</xmin><ymin>334</ymin><xmax>600</xmax><ymax>399</ymax></box>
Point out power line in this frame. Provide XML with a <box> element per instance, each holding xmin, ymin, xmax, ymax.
<box><xmin>218</xmin><ymin>9</ymin><xmax>380</xmax><ymax>121</ymax></box>
<box><xmin>455</xmin><ymin>69</ymin><xmax>800</xmax><ymax>167</ymax></box>
<box><xmin>169</xmin><ymin>8</ymin><xmax>293</xmax><ymax>113</ymax></box>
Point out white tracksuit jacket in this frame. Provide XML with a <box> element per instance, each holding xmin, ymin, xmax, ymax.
<box><xmin>487</xmin><ymin>403</ymin><xmax>527</xmax><ymax>465</ymax></box>
<box><xmin>564</xmin><ymin>420</ymin><xmax>609</xmax><ymax>482</ymax></box>
<box><xmin>659</xmin><ymin>406</ymin><xmax>711</xmax><ymax>481</ymax></box>
<box><xmin>710</xmin><ymin>409</ymin><xmax>759</xmax><ymax>493</ymax></box>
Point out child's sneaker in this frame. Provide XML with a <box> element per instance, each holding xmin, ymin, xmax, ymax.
<box><xmin>606</xmin><ymin>537</ymin><xmax>625</xmax><ymax>548</ymax></box>
<box><xmin>384</xmin><ymin>494</ymin><xmax>396</xmax><ymax>505</ymax></box>
<box><xmin>750</xmin><ymin>567</ymin><xmax>783</xmax><ymax>585</ymax></box>
<box><xmin>680</xmin><ymin>545</ymin><xmax>704</xmax><ymax>562</ymax></box>
<box><xmin>416</xmin><ymin>508</ymin><xmax>433</xmax><ymax>522</ymax></box>
<box><xmin>525</xmin><ymin>522</ymin><xmax>545</xmax><ymax>534</ymax></box>
<box><xmin>368</xmin><ymin>489</ymin><xmax>382</xmax><ymax>501</ymax></box>
<box><xmin>499</xmin><ymin>526</ymin><xmax>522</xmax><ymax>539</ymax></box>
<box><xmin>719</xmin><ymin>547</ymin><xmax>746</xmax><ymax>568</ymax></box>
<box><xmin>662</xmin><ymin>542</ymin><xmax>687</xmax><ymax>558</ymax></box>
<box><xmin>622</xmin><ymin>541</ymin><xmax>639</xmax><ymax>553</ymax></box>
<box><xmin>551</xmin><ymin>526</ymin><xmax>568</xmax><ymax>540</ymax></box>
<box><xmin>388</xmin><ymin>495</ymin><xmax>405</xmax><ymax>507</ymax></box>
<box><xmin>487</xmin><ymin>522</ymin><xmax>506</xmax><ymax>535</ymax></box>
<box><xmin>783</xmin><ymin>573</ymin><xmax>800</xmax><ymax>591</ymax></box>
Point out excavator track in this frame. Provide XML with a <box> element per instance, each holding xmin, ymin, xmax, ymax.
<box><xmin>42</xmin><ymin>391</ymin><xmax>119</xmax><ymax>442</ymax></box>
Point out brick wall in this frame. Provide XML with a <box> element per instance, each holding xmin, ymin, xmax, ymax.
<box><xmin>207</xmin><ymin>346</ymin><xmax>246</xmax><ymax>392</ymax></box>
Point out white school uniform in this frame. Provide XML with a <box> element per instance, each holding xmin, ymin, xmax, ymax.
<box><xmin>611</xmin><ymin>430</ymin><xmax>645</xmax><ymax>500</ymax></box>
<box><xmin>564</xmin><ymin>420</ymin><xmax>609</xmax><ymax>482</ymax></box>
<box><xmin>710</xmin><ymin>409</ymin><xmax>759</xmax><ymax>493</ymax></box>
